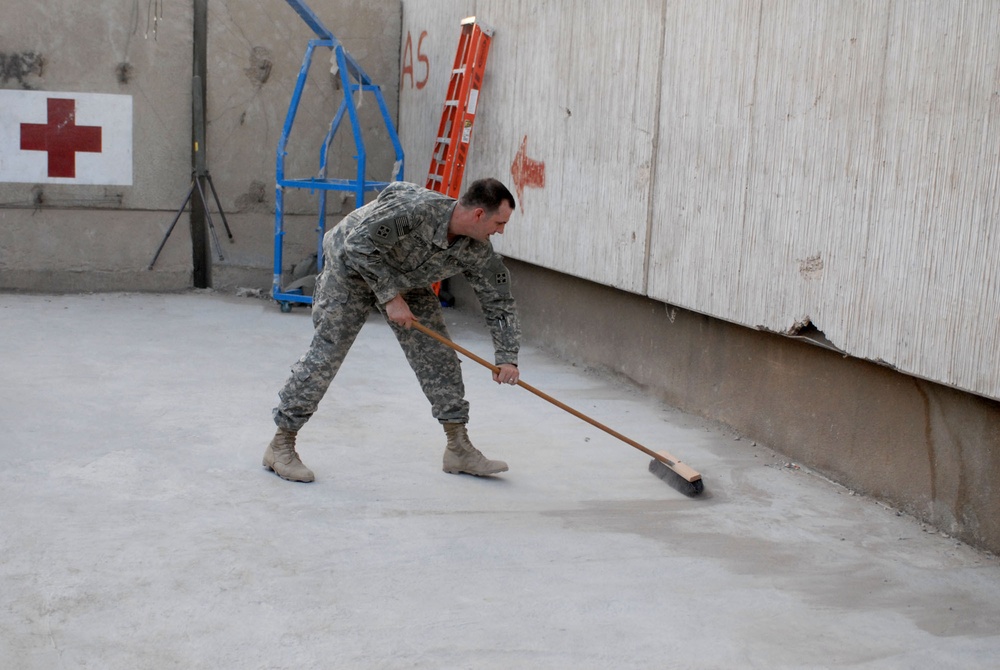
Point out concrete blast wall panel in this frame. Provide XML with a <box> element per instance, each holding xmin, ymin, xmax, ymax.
<box><xmin>649</xmin><ymin>0</ymin><xmax>1000</xmax><ymax>404</ymax></box>
<box><xmin>0</xmin><ymin>1</ymin><xmax>193</xmax><ymax>290</ymax></box>
<box><xmin>207</xmin><ymin>0</ymin><xmax>402</xmax><ymax>288</ymax></box>
<box><xmin>0</xmin><ymin>0</ymin><xmax>401</xmax><ymax>292</ymax></box>
<box><xmin>401</xmin><ymin>0</ymin><xmax>1000</xmax><ymax>403</ymax></box>
<box><xmin>397</xmin><ymin>0</ymin><xmax>476</xmax><ymax>209</ymax></box>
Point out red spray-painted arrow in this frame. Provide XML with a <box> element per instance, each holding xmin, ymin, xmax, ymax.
<box><xmin>510</xmin><ymin>135</ymin><xmax>545</xmax><ymax>208</ymax></box>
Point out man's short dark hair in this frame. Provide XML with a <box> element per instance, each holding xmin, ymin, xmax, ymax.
<box><xmin>459</xmin><ymin>178</ymin><xmax>516</xmax><ymax>214</ymax></box>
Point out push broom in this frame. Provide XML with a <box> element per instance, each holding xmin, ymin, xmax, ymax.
<box><xmin>412</xmin><ymin>321</ymin><xmax>704</xmax><ymax>497</ymax></box>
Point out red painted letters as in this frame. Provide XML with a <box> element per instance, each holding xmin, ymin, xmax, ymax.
<box><xmin>401</xmin><ymin>30</ymin><xmax>429</xmax><ymax>90</ymax></box>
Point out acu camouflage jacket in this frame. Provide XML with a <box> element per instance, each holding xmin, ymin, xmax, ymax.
<box><xmin>322</xmin><ymin>181</ymin><xmax>521</xmax><ymax>366</ymax></box>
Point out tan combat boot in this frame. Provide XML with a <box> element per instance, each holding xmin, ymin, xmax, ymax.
<box><xmin>442</xmin><ymin>423</ymin><xmax>508</xmax><ymax>476</ymax></box>
<box><xmin>263</xmin><ymin>427</ymin><xmax>315</xmax><ymax>482</ymax></box>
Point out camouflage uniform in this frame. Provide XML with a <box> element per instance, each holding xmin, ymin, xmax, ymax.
<box><xmin>273</xmin><ymin>181</ymin><xmax>520</xmax><ymax>432</ymax></box>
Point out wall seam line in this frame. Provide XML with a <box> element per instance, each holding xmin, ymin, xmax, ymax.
<box><xmin>641</xmin><ymin>0</ymin><xmax>670</xmax><ymax>297</ymax></box>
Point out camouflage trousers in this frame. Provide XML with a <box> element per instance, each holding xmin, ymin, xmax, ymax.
<box><xmin>272</xmin><ymin>259</ymin><xmax>468</xmax><ymax>432</ymax></box>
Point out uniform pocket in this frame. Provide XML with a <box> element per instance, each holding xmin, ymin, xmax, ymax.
<box><xmin>313</xmin><ymin>257</ymin><xmax>352</xmax><ymax>308</ymax></box>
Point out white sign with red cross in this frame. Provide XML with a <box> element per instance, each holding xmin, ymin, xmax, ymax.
<box><xmin>0</xmin><ymin>90</ymin><xmax>133</xmax><ymax>185</ymax></box>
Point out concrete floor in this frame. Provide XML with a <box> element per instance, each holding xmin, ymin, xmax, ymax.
<box><xmin>2</xmin><ymin>291</ymin><xmax>999</xmax><ymax>669</ymax></box>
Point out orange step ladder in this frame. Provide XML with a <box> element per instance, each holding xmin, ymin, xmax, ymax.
<box><xmin>426</xmin><ymin>16</ymin><xmax>494</xmax><ymax>198</ymax></box>
<box><xmin>426</xmin><ymin>17</ymin><xmax>494</xmax><ymax>302</ymax></box>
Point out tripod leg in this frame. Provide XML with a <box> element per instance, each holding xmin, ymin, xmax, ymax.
<box><xmin>205</xmin><ymin>173</ymin><xmax>234</xmax><ymax>241</ymax></box>
<box><xmin>194</xmin><ymin>177</ymin><xmax>225</xmax><ymax>261</ymax></box>
<box><xmin>149</xmin><ymin>181</ymin><xmax>195</xmax><ymax>270</ymax></box>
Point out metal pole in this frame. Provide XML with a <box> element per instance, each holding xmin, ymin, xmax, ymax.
<box><xmin>191</xmin><ymin>0</ymin><xmax>209</xmax><ymax>288</ymax></box>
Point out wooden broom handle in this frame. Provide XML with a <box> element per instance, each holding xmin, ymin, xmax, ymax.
<box><xmin>410</xmin><ymin>321</ymin><xmax>700</xmax><ymax>481</ymax></box>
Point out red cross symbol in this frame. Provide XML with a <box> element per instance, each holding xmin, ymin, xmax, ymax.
<box><xmin>20</xmin><ymin>98</ymin><xmax>102</xmax><ymax>179</ymax></box>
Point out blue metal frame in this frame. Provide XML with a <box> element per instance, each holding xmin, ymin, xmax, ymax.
<box><xmin>273</xmin><ymin>0</ymin><xmax>404</xmax><ymax>311</ymax></box>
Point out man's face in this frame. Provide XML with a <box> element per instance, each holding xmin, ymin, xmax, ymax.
<box><xmin>470</xmin><ymin>202</ymin><xmax>513</xmax><ymax>241</ymax></box>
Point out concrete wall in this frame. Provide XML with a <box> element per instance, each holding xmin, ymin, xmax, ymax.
<box><xmin>205</xmin><ymin>0</ymin><xmax>403</xmax><ymax>290</ymax></box>
<box><xmin>0</xmin><ymin>1</ymin><xmax>194</xmax><ymax>290</ymax></box>
<box><xmin>0</xmin><ymin>0</ymin><xmax>402</xmax><ymax>292</ymax></box>
<box><xmin>400</xmin><ymin>0</ymin><xmax>1000</xmax><ymax>404</ymax></box>
<box><xmin>648</xmin><ymin>1</ymin><xmax>1000</xmax><ymax>404</ymax></box>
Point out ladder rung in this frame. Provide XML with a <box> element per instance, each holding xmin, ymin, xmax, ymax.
<box><xmin>427</xmin><ymin>174</ymin><xmax>443</xmax><ymax>182</ymax></box>
<box><xmin>444</xmin><ymin>100</ymin><xmax>459</xmax><ymax>106</ymax></box>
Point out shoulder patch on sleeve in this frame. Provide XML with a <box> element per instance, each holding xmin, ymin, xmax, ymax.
<box><xmin>369</xmin><ymin>214</ymin><xmax>414</xmax><ymax>247</ymax></box>
<box><xmin>485</xmin><ymin>255</ymin><xmax>512</xmax><ymax>296</ymax></box>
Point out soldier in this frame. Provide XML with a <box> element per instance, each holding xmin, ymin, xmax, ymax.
<box><xmin>263</xmin><ymin>178</ymin><xmax>521</xmax><ymax>483</ymax></box>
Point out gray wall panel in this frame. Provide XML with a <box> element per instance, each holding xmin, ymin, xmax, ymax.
<box><xmin>399</xmin><ymin>0</ymin><xmax>477</xmax><ymax>186</ymax></box>
<box><xmin>473</xmin><ymin>0</ymin><xmax>664</xmax><ymax>294</ymax></box>
<box><xmin>646</xmin><ymin>1</ymin><xmax>1000</xmax><ymax>401</ymax></box>
<box><xmin>398</xmin><ymin>0</ymin><xmax>1000</xmax><ymax>400</ymax></box>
